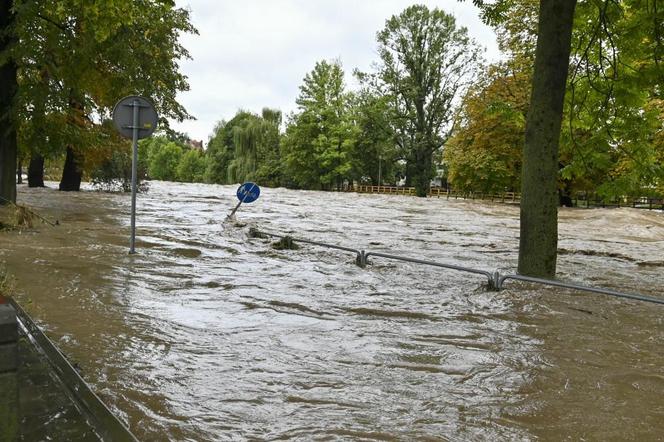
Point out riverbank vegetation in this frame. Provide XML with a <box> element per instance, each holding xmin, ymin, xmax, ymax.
<box><xmin>1</xmin><ymin>0</ymin><xmax>196</xmax><ymax>198</ymax></box>
<box><xmin>2</xmin><ymin>1</ymin><xmax>662</xmax><ymax>277</ymax></box>
<box><xmin>89</xmin><ymin>2</ymin><xmax>664</xmax><ymax>204</ymax></box>
<box><xmin>0</xmin><ymin>265</ymin><xmax>14</xmax><ymax>296</ymax></box>
<box><xmin>4</xmin><ymin>2</ymin><xmax>661</xmax><ymax>201</ymax></box>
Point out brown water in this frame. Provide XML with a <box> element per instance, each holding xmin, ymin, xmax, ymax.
<box><xmin>1</xmin><ymin>181</ymin><xmax>662</xmax><ymax>440</ymax></box>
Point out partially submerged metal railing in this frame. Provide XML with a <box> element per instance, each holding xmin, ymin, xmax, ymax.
<box><xmin>250</xmin><ymin>229</ymin><xmax>664</xmax><ymax>306</ymax></box>
<box><xmin>362</xmin><ymin>251</ymin><xmax>496</xmax><ymax>288</ymax></box>
<box><xmin>10</xmin><ymin>298</ymin><xmax>138</xmax><ymax>442</ymax></box>
<box><xmin>257</xmin><ymin>230</ymin><xmax>362</xmax><ymax>256</ymax></box>
<box><xmin>497</xmin><ymin>274</ymin><xmax>664</xmax><ymax>305</ymax></box>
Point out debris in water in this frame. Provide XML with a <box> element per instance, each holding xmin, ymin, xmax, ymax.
<box><xmin>272</xmin><ymin>235</ymin><xmax>299</xmax><ymax>250</ymax></box>
<box><xmin>248</xmin><ymin>227</ymin><xmax>268</xmax><ymax>239</ymax></box>
<box><xmin>15</xmin><ymin>205</ymin><xmax>34</xmax><ymax>228</ymax></box>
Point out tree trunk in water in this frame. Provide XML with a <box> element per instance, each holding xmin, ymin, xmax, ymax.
<box><xmin>59</xmin><ymin>147</ymin><xmax>82</xmax><ymax>191</ymax></box>
<box><xmin>412</xmin><ymin>147</ymin><xmax>432</xmax><ymax>197</ymax></box>
<box><xmin>16</xmin><ymin>167</ymin><xmax>21</xmax><ymax>185</ymax></box>
<box><xmin>404</xmin><ymin>158</ymin><xmax>414</xmax><ymax>188</ymax></box>
<box><xmin>17</xmin><ymin>158</ymin><xmax>22</xmax><ymax>184</ymax></box>
<box><xmin>0</xmin><ymin>0</ymin><xmax>17</xmax><ymax>205</ymax></box>
<box><xmin>518</xmin><ymin>0</ymin><xmax>577</xmax><ymax>278</ymax></box>
<box><xmin>28</xmin><ymin>154</ymin><xmax>45</xmax><ymax>188</ymax></box>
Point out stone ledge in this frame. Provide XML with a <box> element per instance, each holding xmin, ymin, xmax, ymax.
<box><xmin>0</xmin><ymin>303</ymin><xmax>18</xmax><ymax>344</ymax></box>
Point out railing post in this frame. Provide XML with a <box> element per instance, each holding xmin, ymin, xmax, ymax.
<box><xmin>0</xmin><ymin>299</ymin><xmax>19</xmax><ymax>441</ymax></box>
<box><xmin>355</xmin><ymin>250</ymin><xmax>367</xmax><ymax>268</ymax></box>
<box><xmin>491</xmin><ymin>271</ymin><xmax>502</xmax><ymax>291</ymax></box>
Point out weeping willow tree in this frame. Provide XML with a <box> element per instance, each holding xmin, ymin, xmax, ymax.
<box><xmin>227</xmin><ymin>119</ymin><xmax>261</xmax><ymax>183</ymax></box>
<box><xmin>227</xmin><ymin>108</ymin><xmax>282</xmax><ymax>184</ymax></box>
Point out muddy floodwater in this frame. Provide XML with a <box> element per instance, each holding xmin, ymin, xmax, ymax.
<box><xmin>1</xmin><ymin>181</ymin><xmax>663</xmax><ymax>440</ymax></box>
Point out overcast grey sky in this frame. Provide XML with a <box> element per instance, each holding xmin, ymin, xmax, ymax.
<box><xmin>170</xmin><ymin>1</ymin><xmax>501</xmax><ymax>143</ymax></box>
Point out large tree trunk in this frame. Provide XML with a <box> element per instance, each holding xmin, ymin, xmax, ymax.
<box><xmin>412</xmin><ymin>147</ymin><xmax>432</xmax><ymax>197</ymax></box>
<box><xmin>0</xmin><ymin>0</ymin><xmax>17</xmax><ymax>205</ymax></box>
<box><xmin>28</xmin><ymin>154</ymin><xmax>45</xmax><ymax>188</ymax></box>
<box><xmin>518</xmin><ymin>0</ymin><xmax>577</xmax><ymax>278</ymax></box>
<box><xmin>404</xmin><ymin>162</ymin><xmax>413</xmax><ymax>187</ymax></box>
<box><xmin>17</xmin><ymin>158</ymin><xmax>22</xmax><ymax>184</ymax></box>
<box><xmin>59</xmin><ymin>146</ymin><xmax>82</xmax><ymax>191</ymax></box>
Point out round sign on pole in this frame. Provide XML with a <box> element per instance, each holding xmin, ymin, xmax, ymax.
<box><xmin>112</xmin><ymin>95</ymin><xmax>158</xmax><ymax>254</ymax></box>
<box><xmin>112</xmin><ymin>96</ymin><xmax>158</xmax><ymax>139</ymax></box>
<box><xmin>236</xmin><ymin>182</ymin><xmax>260</xmax><ymax>204</ymax></box>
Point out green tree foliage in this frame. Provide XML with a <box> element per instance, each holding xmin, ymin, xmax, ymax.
<box><xmin>467</xmin><ymin>0</ymin><xmax>661</xmax><ymax>276</ymax></box>
<box><xmin>226</xmin><ymin>108</ymin><xmax>282</xmax><ymax>185</ymax></box>
<box><xmin>459</xmin><ymin>0</ymin><xmax>663</xmax><ymax>201</ymax></box>
<box><xmin>148</xmin><ymin>140</ymin><xmax>183</xmax><ymax>182</ymax></box>
<box><xmin>562</xmin><ymin>0</ymin><xmax>664</xmax><ymax>198</ymax></box>
<box><xmin>204</xmin><ymin>111</ymin><xmax>254</xmax><ymax>184</ymax></box>
<box><xmin>445</xmin><ymin>1</ymin><xmax>536</xmax><ymax>193</ymax></box>
<box><xmin>87</xmin><ymin>121</ymin><xmax>143</xmax><ymax>191</ymax></box>
<box><xmin>0</xmin><ymin>0</ymin><xmax>18</xmax><ymax>204</ymax></box>
<box><xmin>282</xmin><ymin>60</ymin><xmax>356</xmax><ymax>190</ymax></box>
<box><xmin>359</xmin><ymin>5</ymin><xmax>482</xmax><ymax>196</ymax></box>
<box><xmin>204</xmin><ymin>121</ymin><xmax>233</xmax><ymax>184</ymax></box>
<box><xmin>445</xmin><ymin>63</ymin><xmax>529</xmax><ymax>193</ymax></box>
<box><xmin>253</xmin><ymin>108</ymin><xmax>283</xmax><ymax>186</ymax></box>
<box><xmin>177</xmin><ymin>149</ymin><xmax>206</xmax><ymax>183</ymax></box>
<box><xmin>2</xmin><ymin>0</ymin><xmax>196</xmax><ymax>194</ymax></box>
<box><xmin>139</xmin><ymin>135</ymin><xmax>169</xmax><ymax>178</ymax></box>
<box><xmin>227</xmin><ymin>117</ymin><xmax>261</xmax><ymax>183</ymax></box>
<box><xmin>132</xmin><ymin>134</ymin><xmax>208</xmax><ymax>184</ymax></box>
<box><xmin>348</xmin><ymin>89</ymin><xmax>399</xmax><ymax>185</ymax></box>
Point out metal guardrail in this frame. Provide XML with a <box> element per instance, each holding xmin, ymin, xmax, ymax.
<box><xmin>10</xmin><ymin>298</ymin><xmax>138</xmax><ymax>442</ymax></box>
<box><xmin>257</xmin><ymin>230</ymin><xmax>363</xmax><ymax>256</ymax></box>
<box><xmin>251</xmin><ymin>229</ymin><xmax>664</xmax><ymax>306</ymax></box>
<box><xmin>362</xmin><ymin>251</ymin><xmax>496</xmax><ymax>288</ymax></box>
<box><xmin>497</xmin><ymin>274</ymin><xmax>664</xmax><ymax>305</ymax></box>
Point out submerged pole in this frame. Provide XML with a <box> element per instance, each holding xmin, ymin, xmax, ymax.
<box><xmin>129</xmin><ymin>99</ymin><xmax>139</xmax><ymax>254</ymax></box>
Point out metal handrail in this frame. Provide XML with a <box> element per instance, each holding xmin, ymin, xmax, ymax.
<box><xmin>363</xmin><ymin>251</ymin><xmax>496</xmax><ymax>288</ymax></box>
<box><xmin>250</xmin><ymin>229</ymin><xmax>664</xmax><ymax>306</ymax></box>
<box><xmin>256</xmin><ymin>230</ymin><xmax>362</xmax><ymax>256</ymax></box>
<box><xmin>498</xmin><ymin>274</ymin><xmax>664</xmax><ymax>305</ymax></box>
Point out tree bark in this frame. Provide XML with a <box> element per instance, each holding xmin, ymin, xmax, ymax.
<box><xmin>0</xmin><ymin>0</ymin><xmax>17</xmax><ymax>205</ymax></box>
<box><xmin>17</xmin><ymin>158</ymin><xmax>22</xmax><ymax>184</ymax></box>
<box><xmin>518</xmin><ymin>0</ymin><xmax>577</xmax><ymax>277</ymax></box>
<box><xmin>59</xmin><ymin>146</ymin><xmax>82</xmax><ymax>191</ymax></box>
<box><xmin>412</xmin><ymin>146</ymin><xmax>432</xmax><ymax>197</ymax></box>
<box><xmin>28</xmin><ymin>154</ymin><xmax>45</xmax><ymax>188</ymax></box>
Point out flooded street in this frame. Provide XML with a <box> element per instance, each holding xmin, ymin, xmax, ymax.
<box><xmin>1</xmin><ymin>181</ymin><xmax>663</xmax><ymax>440</ymax></box>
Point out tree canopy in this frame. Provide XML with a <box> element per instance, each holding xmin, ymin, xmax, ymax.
<box><xmin>462</xmin><ymin>0</ymin><xmax>663</xmax><ymax>276</ymax></box>
<box><xmin>0</xmin><ymin>0</ymin><xmax>196</xmax><ymax>199</ymax></box>
<box><xmin>282</xmin><ymin>60</ymin><xmax>356</xmax><ymax>190</ymax></box>
<box><xmin>359</xmin><ymin>4</ymin><xmax>482</xmax><ymax>196</ymax></box>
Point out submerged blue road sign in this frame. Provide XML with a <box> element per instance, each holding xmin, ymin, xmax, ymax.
<box><xmin>227</xmin><ymin>182</ymin><xmax>261</xmax><ymax>220</ymax></box>
<box><xmin>236</xmin><ymin>182</ymin><xmax>260</xmax><ymax>203</ymax></box>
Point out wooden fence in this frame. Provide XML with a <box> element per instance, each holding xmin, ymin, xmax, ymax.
<box><xmin>345</xmin><ymin>185</ymin><xmax>664</xmax><ymax>210</ymax></box>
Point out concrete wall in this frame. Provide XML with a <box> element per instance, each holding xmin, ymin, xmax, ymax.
<box><xmin>0</xmin><ymin>300</ymin><xmax>18</xmax><ymax>442</ymax></box>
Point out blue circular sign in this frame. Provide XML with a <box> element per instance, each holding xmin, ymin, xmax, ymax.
<box><xmin>236</xmin><ymin>182</ymin><xmax>260</xmax><ymax>204</ymax></box>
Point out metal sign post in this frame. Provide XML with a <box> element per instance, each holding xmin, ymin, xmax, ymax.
<box><xmin>227</xmin><ymin>182</ymin><xmax>260</xmax><ymax>220</ymax></box>
<box><xmin>112</xmin><ymin>96</ymin><xmax>158</xmax><ymax>254</ymax></box>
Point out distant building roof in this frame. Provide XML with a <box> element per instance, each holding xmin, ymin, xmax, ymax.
<box><xmin>187</xmin><ymin>139</ymin><xmax>204</xmax><ymax>150</ymax></box>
